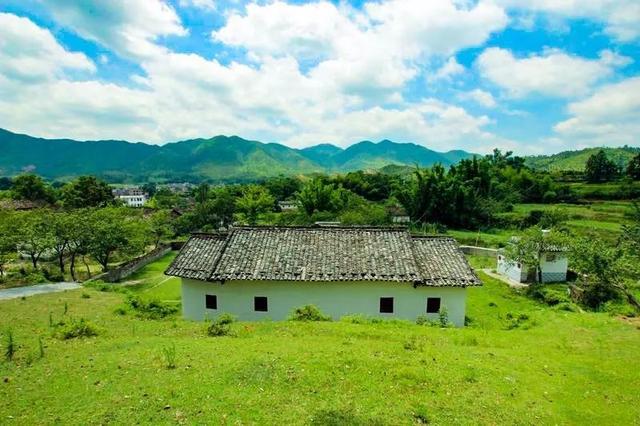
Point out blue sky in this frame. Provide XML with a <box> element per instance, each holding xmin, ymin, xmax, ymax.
<box><xmin>0</xmin><ymin>0</ymin><xmax>638</xmax><ymax>154</ymax></box>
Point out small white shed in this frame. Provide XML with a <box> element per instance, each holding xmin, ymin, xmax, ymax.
<box><xmin>497</xmin><ymin>231</ymin><xmax>568</xmax><ymax>283</ymax></box>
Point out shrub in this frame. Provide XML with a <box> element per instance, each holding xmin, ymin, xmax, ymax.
<box><xmin>289</xmin><ymin>304</ymin><xmax>331</xmax><ymax>322</ymax></box>
<box><xmin>162</xmin><ymin>343</ymin><xmax>177</xmax><ymax>369</ymax></box>
<box><xmin>504</xmin><ymin>312</ymin><xmax>531</xmax><ymax>330</ymax></box>
<box><xmin>527</xmin><ymin>284</ymin><xmax>571</xmax><ymax>306</ymax></box>
<box><xmin>81</xmin><ymin>292</ymin><xmax>91</xmax><ymax>299</ymax></box>
<box><xmin>42</xmin><ymin>267</ymin><xmax>63</xmax><ymax>283</ymax></box>
<box><xmin>53</xmin><ymin>318</ymin><xmax>99</xmax><ymax>340</ymax></box>
<box><xmin>126</xmin><ymin>295</ymin><xmax>179</xmax><ymax>319</ymax></box>
<box><xmin>438</xmin><ymin>307</ymin><xmax>451</xmax><ymax>327</ymax></box>
<box><xmin>4</xmin><ymin>329</ymin><xmax>15</xmax><ymax>361</ymax></box>
<box><xmin>206</xmin><ymin>313</ymin><xmax>236</xmax><ymax>337</ymax></box>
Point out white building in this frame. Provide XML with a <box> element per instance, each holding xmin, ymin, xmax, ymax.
<box><xmin>114</xmin><ymin>188</ymin><xmax>148</xmax><ymax>207</ymax></box>
<box><xmin>166</xmin><ymin>227</ymin><xmax>481</xmax><ymax>327</ymax></box>
<box><xmin>497</xmin><ymin>233</ymin><xmax>568</xmax><ymax>283</ymax></box>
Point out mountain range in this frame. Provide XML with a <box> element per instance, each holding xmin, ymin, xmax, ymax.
<box><xmin>0</xmin><ymin>128</ymin><xmax>474</xmax><ymax>182</ymax></box>
<box><xmin>1</xmin><ymin>128</ymin><xmax>637</xmax><ymax>182</ymax></box>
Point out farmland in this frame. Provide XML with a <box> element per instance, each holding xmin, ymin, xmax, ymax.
<box><xmin>1</xmin><ymin>258</ymin><xmax>639</xmax><ymax>424</ymax></box>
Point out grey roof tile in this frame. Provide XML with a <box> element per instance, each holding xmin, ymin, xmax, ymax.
<box><xmin>165</xmin><ymin>227</ymin><xmax>481</xmax><ymax>287</ymax></box>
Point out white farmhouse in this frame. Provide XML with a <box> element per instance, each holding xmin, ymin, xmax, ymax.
<box><xmin>114</xmin><ymin>188</ymin><xmax>148</xmax><ymax>207</ymax></box>
<box><xmin>497</xmin><ymin>232</ymin><xmax>568</xmax><ymax>283</ymax></box>
<box><xmin>166</xmin><ymin>227</ymin><xmax>480</xmax><ymax>327</ymax></box>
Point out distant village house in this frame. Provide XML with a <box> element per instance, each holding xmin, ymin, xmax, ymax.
<box><xmin>113</xmin><ymin>187</ymin><xmax>148</xmax><ymax>208</ymax></box>
<box><xmin>166</xmin><ymin>227</ymin><xmax>480</xmax><ymax>327</ymax></box>
<box><xmin>497</xmin><ymin>230</ymin><xmax>568</xmax><ymax>283</ymax></box>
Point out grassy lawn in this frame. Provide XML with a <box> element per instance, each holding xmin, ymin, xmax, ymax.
<box><xmin>121</xmin><ymin>251</ymin><xmax>181</xmax><ymax>302</ymax></box>
<box><xmin>1</xmin><ymin>259</ymin><xmax>639</xmax><ymax>424</ymax></box>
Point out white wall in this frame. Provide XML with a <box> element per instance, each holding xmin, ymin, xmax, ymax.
<box><xmin>181</xmin><ymin>279</ymin><xmax>468</xmax><ymax>327</ymax></box>
<box><xmin>497</xmin><ymin>255</ymin><xmax>527</xmax><ymax>282</ymax></box>
<box><xmin>497</xmin><ymin>252</ymin><xmax>568</xmax><ymax>283</ymax></box>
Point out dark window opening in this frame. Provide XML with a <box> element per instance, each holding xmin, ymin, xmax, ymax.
<box><xmin>254</xmin><ymin>296</ymin><xmax>268</xmax><ymax>312</ymax></box>
<box><xmin>205</xmin><ymin>294</ymin><xmax>217</xmax><ymax>310</ymax></box>
<box><xmin>379</xmin><ymin>297</ymin><xmax>394</xmax><ymax>313</ymax></box>
<box><xmin>426</xmin><ymin>297</ymin><xmax>441</xmax><ymax>314</ymax></box>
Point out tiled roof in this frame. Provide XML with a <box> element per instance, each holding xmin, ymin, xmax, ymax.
<box><xmin>165</xmin><ymin>227</ymin><xmax>480</xmax><ymax>287</ymax></box>
<box><xmin>164</xmin><ymin>233</ymin><xmax>227</xmax><ymax>281</ymax></box>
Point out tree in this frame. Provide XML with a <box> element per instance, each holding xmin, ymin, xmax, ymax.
<box><xmin>626</xmin><ymin>153</ymin><xmax>640</xmax><ymax>181</ymax></box>
<box><xmin>571</xmin><ymin>237</ymin><xmax>640</xmax><ymax>312</ymax></box>
<box><xmin>141</xmin><ymin>182</ymin><xmax>157</xmax><ymax>198</ymax></box>
<box><xmin>66</xmin><ymin>209</ymin><xmax>94</xmax><ymax>281</ymax></box>
<box><xmin>235</xmin><ymin>185</ymin><xmax>275</xmax><ymax>225</ymax></box>
<box><xmin>50</xmin><ymin>213</ymin><xmax>72</xmax><ymax>274</ymax></box>
<box><xmin>15</xmin><ymin>210</ymin><xmax>55</xmax><ymax>269</ymax></box>
<box><xmin>60</xmin><ymin>176</ymin><xmax>114</xmax><ymax>208</ymax></box>
<box><xmin>194</xmin><ymin>183</ymin><xmax>210</xmax><ymax>204</ymax></box>
<box><xmin>504</xmin><ymin>226</ymin><xmax>568</xmax><ymax>284</ymax></box>
<box><xmin>0</xmin><ymin>212</ymin><xmax>17</xmax><ymax>277</ymax></box>
<box><xmin>584</xmin><ymin>150</ymin><xmax>619</xmax><ymax>183</ymax></box>
<box><xmin>0</xmin><ymin>177</ymin><xmax>12</xmax><ymax>191</ymax></box>
<box><xmin>11</xmin><ymin>174</ymin><xmax>55</xmax><ymax>203</ymax></box>
<box><xmin>149</xmin><ymin>210</ymin><xmax>173</xmax><ymax>248</ymax></box>
<box><xmin>296</xmin><ymin>178</ymin><xmax>336</xmax><ymax>216</ymax></box>
<box><xmin>87</xmin><ymin>208</ymin><xmax>147</xmax><ymax>271</ymax></box>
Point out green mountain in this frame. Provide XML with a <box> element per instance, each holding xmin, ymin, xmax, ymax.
<box><xmin>526</xmin><ymin>147</ymin><xmax>640</xmax><ymax>172</ymax></box>
<box><xmin>0</xmin><ymin>128</ymin><xmax>475</xmax><ymax>182</ymax></box>
<box><xmin>298</xmin><ymin>139</ymin><xmax>472</xmax><ymax>170</ymax></box>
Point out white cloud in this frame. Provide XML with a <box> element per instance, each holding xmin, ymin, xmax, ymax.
<box><xmin>0</xmin><ymin>13</ymin><xmax>94</xmax><ymax>83</ymax></box>
<box><xmin>0</xmin><ymin>5</ymin><xmax>512</xmax><ymax>154</ymax></box>
<box><xmin>553</xmin><ymin>77</ymin><xmax>640</xmax><ymax>147</ymax></box>
<box><xmin>179</xmin><ymin>0</ymin><xmax>216</xmax><ymax>11</ymax></box>
<box><xmin>428</xmin><ymin>57</ymin><xmax>465</xmax><ymax>82</ymax></box>
<box><xmin>499</xmin><ymin>0</ymin><xmax>640</xmax><ymax>42</ymax></box>
<box><xmin>476</xmin><ymin>47</ymin><xmax>628</xmax><ymax>98</ymax></box>
<box><xmin>459</xmin><ymin>89</ymin><xmax>497</xmax><ymax>108</ymax></box>
<box><xmin>40</xmin><ymin>0</ymin><xmax>186</xmax><ymax>58</ymax></box>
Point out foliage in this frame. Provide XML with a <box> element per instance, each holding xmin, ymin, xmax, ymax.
<box><xmin>235</xmin><ymin>185</ymin><xmax>275</xmax><ymax>225</ymax></box>
<box><xmin>149</xmin><ymin>210</ymin><xmax>173</xmax><ymax>248</ymax></box>
<box><xmin>87</xmin><ymin>208</ymin><xmax>149</xmax><ymax>271</ymax></box>
<box><xmin>11</xmin><ymin>174</ymin><xmax>55</xmax><ymax>203</ymax></box>
<box><xmin>527</xmin><ymin>284</ymin><xmax>571</xmax><ymax>306</ymax></box>
<box><xmin>296</xmin><ymin>178</ymin><xmax>337</xmax><ymax>216</ymax></box>
<box><xmin>289</xmin><ymin>305</ymin><xmax>331</xmax><ymax>322</ymax></box>
<box><xmin>626</xmin><ymin>153</ymin><xmax>640</xmax><ymax>180</ymax></box>
<box><xmin>52</xmin><ymin>318</ymin><xmax>99</xmax><ymax>340</ymax></box>
<box><xmin>126</xmin><ymin>295</ymin><xmax>179</xmax><ymax>319</ymax></box>
<box><xmin>14</xmin><ymin>209</ymin><xmax>55</xmax><ymax>269</ymax></box>
<box><xmin>570</xmin><ymin>236</ymin><xmax>640</xmax><ymax>311</ymax></box>
<box><xmin>4</xmin><ymin>329</ymin><xmax>15</xmax><ymax>361</ymax></box>
<box><xmin>162</xmin><ymin>343</ymin><xmax>177</xmax><ymax>369</ymax></box>
<box><xmin>585</xmin><ymin>150</ymin><xmax>619</xmax><ymax>183</ymax></box>
<box><xmin>206</xmin><ymin>313</ymin><xmax>236</xmax><ymax>337</ymax></box>
<box><xmin>60</xmin><ymin>176</ymin><xmax>115</xmax><ymax>208</ymax></box>
<box><xmin>263</xmin><ymin>175</ymin><xmax>301</xmax><ymax>201</ymax></box>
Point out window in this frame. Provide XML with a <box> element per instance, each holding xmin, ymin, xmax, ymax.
<box><xmin>379</xmin><ymin>297</ymin><xmax>394</xmax><ymax>313</ymax></box>
<box><xmin>254</xmin><ymin>296</ymin><xmax>268</xmax><ymax>312</ymax></box>
<box><xmin>205</xmin><ymin>294</ymin><xmax>217</xmax><ymax>310</ymax></box>
<box><xmin>426</xmin><ymin>297</ymin><xmax>441</xmax><ymax>314</ymax></box>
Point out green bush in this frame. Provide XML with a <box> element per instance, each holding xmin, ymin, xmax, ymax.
<box><xmin>527</xmin><ymin>284</ymin><xmax>571</xmax><ymax>306</ymax></box>
<box><xmin>4</xmin><ymin>329</ymin><xmax>15</xmax><ymax>361</ymax></box>
<box><xmin>53</xmin><ymin>318</ymin><xmax>99</xmax><ymax>340</ymax></box>
<box><xmin>206</xmin><ymin>313</ymin><xmax>236</xmax><ymax>337</ymax></box>
<box><xmin>126</xmin><ymin>295</ymin><xmax>179</xmax><ymax>319</ymax></box>
<box><xmin>289</xmin><ymin>304</ymin><xmax>331</xmax><ymax>322</ymax></box>
<box><xmin>504</xmin><ymin>312</ymin><xmax>532</xmax><ymax>330</ymax></box>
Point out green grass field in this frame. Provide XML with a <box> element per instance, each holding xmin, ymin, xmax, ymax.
<box><xmin>121</xmin><ymin>252</ymin><xmax>181</xmax><ymax>302</ymax></box>
<box><xmin>1</xmin><ymin>256</ymin><xmax>639</xmax><ymax>424</ymax></box>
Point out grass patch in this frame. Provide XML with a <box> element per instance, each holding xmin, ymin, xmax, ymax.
<box><xmin>0</xmin><ymin>266</ymin><xmax>639</xmax><ymax>424</ymax></box>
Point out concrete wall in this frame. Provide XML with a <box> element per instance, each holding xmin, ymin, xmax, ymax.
<box><xmin>460</xmin><ymin>245</ymin><xmax>498</xmax><ymax>257</ymax></box>
<box><xmin>101</xmin><ymin>245</ymin><xmax>171</xmax><ymax>282</ymax></box>
<box><xmin>497</xmin><ymin>255</ymin><xmax>527</xmax><ymax>282</ymax></box>
<box><xmin>181</xmin><ymin>278</ymin><xmax>468</xmax><ymax>327</ymax></box>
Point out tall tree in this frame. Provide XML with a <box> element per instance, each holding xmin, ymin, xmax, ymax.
<box><xmin>0</xmin><ymin>212</ymin><xmax>17</xmax><ymax>277</ymax></box>
<box><xmin>15</xmin><ymin>210</ymin><xmax>55</xmax><ymax>269</ymax></box>
<box><xmin>149</xmin><ymin>210</ymin><xmax>173</xmax><ymax>248</ymax></box>
<box><xmin>11</xmin><ymin>174</ymin><xmax>55</xmax><ymax>203</ymax></box>
<box><xmin>88</xmin><ymin>208</ymin><xmax>147</xmax><ymax>271</ymax></box>
<box><xmin>626</xmin><ymin>153</ymin><xmax>640</xmax><ymax>181</ymax></box>
<box><xmin>60</xmin><ymin>176</ymin><xmax>114</xmax><ymax>208</ymax></box>
<box><xmin>584</xmin><ymin>150</ymin><xmax>619</xmax><ymax>183</ymax></box>
<box><xmin>235</xmin><ymin>185</ymin><xmax>275</xmax><ymax>225</ymax></box>
<box><xmin>194</xmin><ymin>183</ymin><xmax>210</xmax><ymax>204</ymax></box>
<box><xmin>296</xmin><ymin>178</ymin><xmax>336</xmax><ymax>216</ymax></box>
